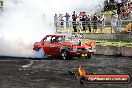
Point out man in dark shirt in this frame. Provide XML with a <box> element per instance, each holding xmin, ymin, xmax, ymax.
<box><xmin>92</xmin><ymin>14</ymin><xmax>98</xmax><ymax>33</ymax></box>
<box><xmin>117</xmin><ymin>3</ymin><xmax>122</xmax><ymax>19</ymax></box>
<box><xmin>81</xmin><ymin>12</ymin><xmax>87</xmax><ymax>32</ymax></box>
<box><xmin>72</xmin><ymin>11</ymin><xmax>77</xmax><ymax>32</ymax></box>
<box><xmin>64</xmin><ymin>13</ymin><xmax>70</xmax><ymax>28</ymax></box>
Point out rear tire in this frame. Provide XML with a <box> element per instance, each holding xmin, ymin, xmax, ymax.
<box><xmin>61</xmin><ymin>50</ymin><xmax>72</xmax><ymax>60</ymax></box>
<box><xmin>86</xmin><ymin>54</ymin><xmax>93</xmax><ymax>59</ymax></box>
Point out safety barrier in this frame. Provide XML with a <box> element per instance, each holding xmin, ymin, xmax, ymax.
<box><xmin>54</xmin><ymin>20</ymin><xmax>132</xmax><ymax>34</ymax></box>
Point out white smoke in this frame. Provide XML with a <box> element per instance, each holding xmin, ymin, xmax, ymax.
<box><xmin>0</xmin><ymin>0</ymin><xmax>105</xmax><ymax>57</ymax></box>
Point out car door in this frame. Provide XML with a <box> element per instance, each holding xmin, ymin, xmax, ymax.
<box><xmin>42</xmin><ymin>36</ymin><xmax>52</xmax><ymax>55</ymax></box>
<box><xmin>49</xmin><ymin>36</ymin><xmax>61</xmax><ymax>56</ymax></box>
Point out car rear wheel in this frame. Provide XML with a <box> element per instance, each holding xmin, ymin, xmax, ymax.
<box><xmin>61</xmin><ymin>50</ymin><xmax>68</xmax><ymax>60</ymax></box>
<box><xmin>86</xmin><ymin>54</ymin><xmax>93</xmax><ymax>59</ymax></box>
<box><xmin>61</xmin><ymin>50</ymin><xmax>72</xmax><ymax>60</ymax></box>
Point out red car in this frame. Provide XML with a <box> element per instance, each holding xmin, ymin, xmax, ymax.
<box><xmin>33</xmin><ymin>34</ymin><xmax>96</xmax><ymax>59</ymax></box>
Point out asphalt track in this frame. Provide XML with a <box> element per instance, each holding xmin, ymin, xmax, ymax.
<box><xmin>0</xmin><ymin>55</ymin><xmax>132</xmax><ymax>88</ymax></box>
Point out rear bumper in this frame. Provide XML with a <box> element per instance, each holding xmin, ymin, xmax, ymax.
<box><xmin>69</xmin><ymin>50</ymin><xmax>95</xmax><ymax>57</ymax></box>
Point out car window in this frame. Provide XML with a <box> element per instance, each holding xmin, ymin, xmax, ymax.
<box><xmin>57</xmin><ymin>36</ymin><xmax>65</xmax><ymax>42</ymax></box>
<box><xmin>51</xmin><ymin>36</ymin><xmax>56</xmax><ymax>43</ymax></box>
<box><xmin>51</xmin><ymin>36</ymin><xmax>65</xmax><ymax>43</ymax></box>
<box><xmin>44</xmin><ymin>36</ymin><xmax>52</xmax><ymax>43</ymax></box>
<box><xmin>65</xmin><ymin>35</ymin><xmax>77</xmax><ymax>42</ymax></box>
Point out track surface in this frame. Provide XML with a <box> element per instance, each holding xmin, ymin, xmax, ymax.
<box><xmin>0</xmin><ymin>55</ymin><xmax>132</xmax><ymax>88</ymax></box>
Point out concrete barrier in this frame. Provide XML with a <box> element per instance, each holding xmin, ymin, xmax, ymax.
<box><xmin>121</xmin><ymin>47</ymin><xmax>132</xmax><ymax>56</ymax></box>
<box><xmin>95</xmin><ymin>45</ymin><xmax>132</xmax><ymax>57</ymax></box>
<box><xmin>84</xmin><ymin>34</ymin><xmax>132</xmax><ymax>41</ymax></box>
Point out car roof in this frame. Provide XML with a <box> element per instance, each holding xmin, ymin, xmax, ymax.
<box><xmin>46</xmin><ymin>34</ymin><xmax>69</xmax><ymax>37</ymax></box>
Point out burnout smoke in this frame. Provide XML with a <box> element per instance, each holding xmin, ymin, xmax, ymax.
<box><xmin>0</xmin><ymin>0</ymin><xmax>104</xmax><ymax>57</ymax></box>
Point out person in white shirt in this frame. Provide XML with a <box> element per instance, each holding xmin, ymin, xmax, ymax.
<box><xmin>111</xmin><ymin>13</ymin><xmax>118</xmax><ymax>33</ymax></box>
<box><xmin>98</xmin><ymin>14</ymin><xmax>105</xmax><ymax>33</ymax></box>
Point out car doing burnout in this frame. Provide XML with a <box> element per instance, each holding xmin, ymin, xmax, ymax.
<box><xmin>33</xmin><ymin>34</ymin><xmax>96</xmax><ymax>59</ymax></box>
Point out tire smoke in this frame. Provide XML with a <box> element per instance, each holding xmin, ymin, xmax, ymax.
<box><xmin>0</xmin><ymin>0</ymin><xmax>104</xmax><ymax>58</ymax></box>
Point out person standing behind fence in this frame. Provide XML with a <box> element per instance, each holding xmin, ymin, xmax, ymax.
<box><xmin>98</xmin><ymin>14</ymin><xmax>105</xmax><ymax>33</ymax></box>
<box><xmin>92</xmin><ymin>14</ymin><xmax>98</xmax><ymax>33</ymax></box>
<box><xmin>111</xmin><ymin>13</ymin><xmax>118</xmax><ymax>34</ymax></box>
<box><xmin>78</xmin><ymin>12</ymin><xmax>83</xmax><ymax>32</ymax></box>
<box><xmin>72</xmin><ymin>11</ymin><xmax>77</xmax><ymax>32</ymax></box>
<box><xmin>87</xmin><ymin>15</ymin><xmax>91</xmax><ymax>33</ymax></box>
<box><xmin>54</xmin><ymin>14</ymin><xmax>58</xmax><ymax>30</ymax></box>
<box><xmin>82</xmin><ymin>12</ymin><xmax>87</xmax><ymax>32</ymax></box>
<box><xmin>64</xmin><ymin>13</ymin><xmax>70</xmax><ymax>29</ymax></box>
<box><xmin>58</xmin><ymin>14</ymin><xmax>63</xmax><ymax>29</ymax></box>
<box><xmin>60</xmin><ymin>17</ymin><xmax>64</xmax><ymax>30</ymax></box>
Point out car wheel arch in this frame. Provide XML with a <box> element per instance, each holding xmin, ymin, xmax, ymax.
<box><xmin>60</xmin><ymin>48</ymin><xmax>73</xmax><ymax>60</ymax></box>
<box><xmin>38</xmin><ymin>47</ymin><xmax>41</xmax><ymax>51</ymax></box>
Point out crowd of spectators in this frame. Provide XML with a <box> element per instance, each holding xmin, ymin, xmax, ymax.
<box><xmin>54</xmin><ymin>12</ymin><xmax>105</xmax><ymax>33</ymax></box>
<box><xmin>54</xmin><ymin>0</ymin><xmax>132</xmax><ymax>34</ymax></box>
<box><xmin>105</xmin><ymin>0</ymin><xmax>132</xmax><ymax>20</ymax></box>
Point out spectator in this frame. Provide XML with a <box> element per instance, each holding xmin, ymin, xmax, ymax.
<box><xmin>121</xmin><ymin>3</ymin><xmax>129</xmax><ymax>19</ymax></box>
<box><xmin>92</xmin><ymin>14</ymin><xmax>98</xmax><ymax>33</ymax></box>
<box><xmin>98</xmin><ymin>14</ymin><xmax>105</xmax><ymax>33</ymax></box>
<box><xmin>117</xmin><ymin>3</ymin><xmax>122</xmax><ymax>19</ymax></box>
<box><xmin>72</xmin><ymin>11</ymin><xmax>77</xmax><ymax>32</ymax></box>
<box><xmin>111</xmin><ymin>13</ymin><xmax>118</xmax><ymax>33</ymax></box>
<box><xmin>60</xmin><ymin>17</ymin><xmax>64</xmax><ymax>30</ymax></box>
<box><xmin>86</xmin><ymin>15</ymin><xmax>91</xmax><ymax>33</ymax></box>
<box><xmin>79</xmin><ymin>12</ymin><xmax>83</xmax><ymax>20</ymax></box>
<box><xmin>128</xmin><ymin>1</ymin><xmax>132</xmax><ymax>19</ymax></box>
<box><xmin>81</xmin><ymin>12</ymin><xmax>87</xmax><ymax>32</ymax></box>
<box><xmin>128</xmin><ymin>0</ymin><xmax>132</xmax><ymax>13</ymax></box>
<box><xmin>59</xmin><ymin>14</ymin><xmax>63</xmax><ymax>29</ymax></box>
<box><xmin>78</xmin><ymin>12</ymin><xmax>83</xmax><ymax>32</ymax></box>
<box><xmin>54</xmin><ymin>14</ymin><xmax>58</xmax><ymax>29</ymax></box>
<box><xmin>76</xmin><ymin>12</ymin><xmax>81</xmax><ymax>32</ymax></box>
<box><xmin>64</xmin><ymin>13</ymin><xmax>70</xmax><ymax>29</ymax></box>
